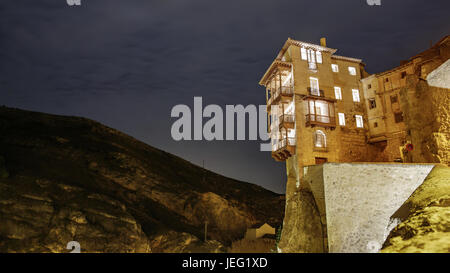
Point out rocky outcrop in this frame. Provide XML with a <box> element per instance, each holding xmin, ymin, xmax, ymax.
<box><xmin>400</xmin><ymin>67</ymin><xmax>450</xmax><ymax>165</ymax></box>
<box><xmin>0</xmin><ymin>179</ymin><xmax>150</xmax><ymax>253</ymax></box>
<box><xmin>277</xmin><ymin>190</ymin><xmax>325</xmax><ymax>253</ymax></box>
<box><xmin>381</xmin><ymin>166</ymin><xmax>450</xmax><ymax>253</ymax></box>
<box><xmin>0</xmin><ymin>107</ymin><xmax>284</xmax><ymax>252</ymax></box>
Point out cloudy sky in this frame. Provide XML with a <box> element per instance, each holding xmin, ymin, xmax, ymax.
<box><xmin>1</xmin><ymin>0</ymin><xmax>448</xmax><ymax>193</ymax></box>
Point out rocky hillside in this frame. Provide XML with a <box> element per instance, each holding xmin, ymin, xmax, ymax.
<box><xmin>0</xmin><ymin>106</ymin><xmax>284</xmax><ymax>253</ymax></box>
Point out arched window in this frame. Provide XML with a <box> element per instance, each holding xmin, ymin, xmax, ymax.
<box><xmin>314</xmin><ymin>130</ymin><xmax>326</xmax><ymax>148</ymax></box>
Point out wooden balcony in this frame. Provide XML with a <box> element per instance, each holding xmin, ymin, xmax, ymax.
<box><xmin>267</xmin><ymin>86</ymin><xmax>294</xmax><ymax>111</ymax></box>
<box><xmin>271</xmin><ymin>137</ymin><xmax>296</xmax><ymax>161</ymax></box>
<box><xmin>303</xmin><ymin>88</ymin><xmax>336</xmax><ymax>102</ymax></box>
<box><xmin>279</xmin><ymin>114</ymin><xmax>295</xmax><ymax>129</ymax></box>
<box><xmin>305</xmin><ymin>114</ymin><xmax>336</xmax><ymax>128</ymax></box>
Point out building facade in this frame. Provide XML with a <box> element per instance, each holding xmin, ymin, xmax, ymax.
<box><xmin>259</xmin><ymin>36</ymin><xmax>449</xmax><ymax>196</ymax></box>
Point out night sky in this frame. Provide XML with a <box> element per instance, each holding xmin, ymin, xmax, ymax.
<box><xmin>1</xmin><ymin>0</ymin><xmax>449</xmax><ymax>193</ymax></box>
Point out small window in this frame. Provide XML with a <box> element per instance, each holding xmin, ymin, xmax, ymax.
<box><xmin>355</xmin><ymin>115</ymin><xmax>364</xmax><ymax>128</ymax></box>
<box><xmin>369</xmin><ymin>98</ymin><xmax>376</xmax><ymax>109</ymax></box>
<box><xmin>401</xmin><ymin>71</ymin><xmax>407</xmax><ymax>78</ymax></box>
<box><xmin>307</xmin><ymin>49</ymin><xmax>316</xmax><ymax>63</ymax></box>
<box><xmin>301</xmin><ymin>47</ymin><xmax>307</xmax><ymax>60</ymax></box>
<box><xmin>352</xmin><ymin>89</ymin><xmax>360</xmax><ymax>102</ymax></box>
<box><xmin>390</xmin><ymin>95</ymin><xmax>398</xmax><ymax>103</ymax></box>
<box><xmin>338</xmin><ymin>113</ymin><xmax>346</xmax><ymax>126</ymax></box>
<box><xmin>334</xmin><ymin>87</ymin><xmax>342</xmax><ymax>100</ymax></box>
<box><xmin>314</xmin><ymin>130</ymin><xmax>326</xmax><ymax>148</ymax></box>
<box><xmin>374</xmin><ymin>122</ymin><xmax>378</xmax><ymax>128</ymax></box>
<box><xmin>368</xmin><ymin>84</ymin><xmax>372</xmax><ymax>89</ymax></box>
<box><xmin>348</xmin><ymin>67</ymin><xmax>357</xmax><ymax>75</ymax></box>
<box><xmin>331</xmin><ymin>64</ymin><xmax>339</xmax><ymax>73</ymax></box>
<box><xmin>310</xmin><ymin>77</ymin><xmax>320</xmax><ymax>96</ymax></box>
<box><xmin>394</xmin><ymin>112</ymin><xmax>404</xmax><ymax>123</ymax></box>
<box><xmin>385</xmin><ymin>78</ymin><xmax>389</xmax><ymax>82</ymax></box>
<box><xmin>316</xmin><ymin>51</ymin><xmax>322</xmax><ymax>64</ymax></box>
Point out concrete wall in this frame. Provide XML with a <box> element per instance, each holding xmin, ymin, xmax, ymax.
<box><xmin>281</xmin><ymin>163</ymin><xmax>435</xmax><ymax>253</ymax></box>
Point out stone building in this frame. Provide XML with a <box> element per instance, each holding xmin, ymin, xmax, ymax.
<box><xmin>361</xmin><ymin>36</ymin><xmax>450</xmax><ymax>164</ymax></box>
<box><xmin>259</xmin><ymin>36</ymin><xmax>450</xmax><ymax>198</ymax></box>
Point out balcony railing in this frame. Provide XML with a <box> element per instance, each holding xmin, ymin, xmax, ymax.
<box><xmin>273</xmin><ymin>137</ymin><xmax>296</xmax><ymax>152</ymax></box>
<box><xmin>279</xmin><ymin>86</ymin><xmax>294</xmax><ymax>95</ymax></box>
<box><xmin>268</xmin><ymin>86</ymin><xmax>294</xmax><ymax>107</ymax></box>
<box><xmin>271</xmin><ymin>136</ymin><xmax>296</xmax><ymax>161</ymax></box>
<box><xmin>279</xmin><ymin>114</ymin><xmax>295</xmax><ymax>129</ymax></box>
<box><xmin>307</xmin><ymin>87</ymin><xmax>324</xmax><ymax>97</ymax></box>
<box><xmin>305</xmin><ymin>114</ymin><xmax>336</xmax><ymax>127</ymax></box>
<box><xmin>280</xmin><ymin>114</ymin><xmax>295</xmax><ymax>123</ymax></box>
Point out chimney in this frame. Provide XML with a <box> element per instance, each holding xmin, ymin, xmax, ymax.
<box><xmin>320</xmin><ymin>37</ymin><xmax>327</xmax><ymax>47</ymax></box>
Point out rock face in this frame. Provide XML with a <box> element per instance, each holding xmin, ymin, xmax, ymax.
<box><xmin>381</xmin><ymin>166</ymin><xmax>450</xmax><ymax>253</ymax></box>
<box><xmin>0</xmin><ymin>180</ymin><xmax>150</xmax><ymax>253</ymax></box>
<box><xmin>0</xmin><ymin>107</ymin><xmax>284</xmax><ymax>253</ymax></box>
<box><xmin>400</xmin><ymin>68</ymin><xmax>450</xmax><ymax>165</ymax></box>
<box><xmin>277</xmin><ymin>190</ymin><xmax>325</xmax><ymax>253</ymax></box>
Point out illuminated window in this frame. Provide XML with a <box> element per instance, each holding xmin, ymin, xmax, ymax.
<box><xmin>316</xmin><ymin>51</ymin><xmax>322</xmax><ymax>64</ymax></box>
<box><xmin>334</xmin><ymin>87</ymin><xmax>342</xmax><ymax>100</ymax></box>
<box><xmin>338</xmin><ymin>113</ymin><xmax>346</xmax><ymax>126</ymax></box>
<box><xmin>307</xmin><ymin>49</ymin><xmax>316</xmax><ymax>63</ymax></box>
<box><xmin>310</xmin><ymin>77</ymin><xmax>320</xmax><ymax>96</ymax></box>
<box><xmin>314</xmin><ymin>130</ymin><xmax>326</xmax><ymax>148</ymax></box>
<box><xmin>301</xmin><ymin>47</ymin><xmax>307</xmax><ymax>60</ymax></box>
<box><xmin>355</xmin><ymin>115</ymin><xmax>364</xmax><ymax>128</ymax></box>
<box><xmin>348</xmin><ymin>67</ymin><xmax>357</xmax><ymax>75</ymax></box>
<box><xmin>352</xmin><ymin>89</ymin><xmax>360</xmax><ymax>102</ymax></box>
<box><xmin>331</xmin><ymin>64</ymin><xmax>339</xmax><ymax>73</ymax></box>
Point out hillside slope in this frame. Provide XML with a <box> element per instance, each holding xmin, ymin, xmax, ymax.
<box><xmin>0</xmin><ymin>106</ymin><xmax>284</xmax><ymax>253</ymax></box>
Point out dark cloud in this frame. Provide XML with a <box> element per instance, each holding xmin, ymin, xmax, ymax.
<box><xmin>0</xmin><ymin>0</ymin><xmax>449</xmax><ymax>193</ymax></box>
